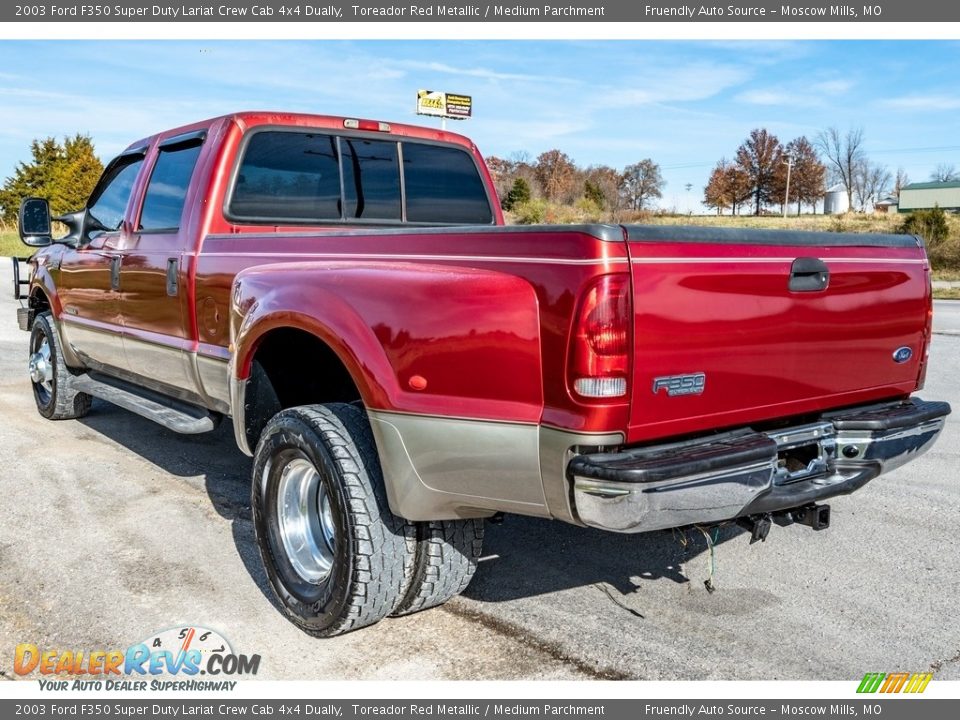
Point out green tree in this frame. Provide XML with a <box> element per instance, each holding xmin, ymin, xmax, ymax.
<box><xmin>502</xmin><ymin>177</ymin><xmax>532</xmax><ymax>211</ymax></box>
<box><xmin>0</xmin><ymin>134</ymin><xmax>103</xmax><ymax>225</ymax></box>
<box><xmin>583</xmin><ymin>179</ymin><xmax>605</xmax><ymax>208</ymax></box>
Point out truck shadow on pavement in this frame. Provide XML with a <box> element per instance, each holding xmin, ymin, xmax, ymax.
<box><xmin>469</xmin><ymin>516</ymin><xmax>743</xmax><ymax>607</ymax></box>
<box><xmin>77</xmin><ymin>402</ymin><xmax>285</xmax><ymax>614</ymax></box>
<box><xmin>78</xmin><ymin>400</ymin><xmax>743</xmax><ymax>616</ymax></box>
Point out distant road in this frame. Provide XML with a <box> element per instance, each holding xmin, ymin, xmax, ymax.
<box><xmin>934</xmin><ymin>300</ymin><xmax>960</xmax><ymax>335</ymax></box>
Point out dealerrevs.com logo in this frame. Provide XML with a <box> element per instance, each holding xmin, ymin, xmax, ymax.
<box><xmin>14</xmin><ymin>626</ymin><xmax>260</xmax><ymax>691</ymax></box>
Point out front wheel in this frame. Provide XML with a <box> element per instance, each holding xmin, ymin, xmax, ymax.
<box><xmin>29</xmin><ymin>312</ymin><xmax>91</xmax><ymax>420</ymax></box>
<box><xmin>251</xmin><ymin>403</ymin><xmax>413</xmax><ymax>636</ymax></box>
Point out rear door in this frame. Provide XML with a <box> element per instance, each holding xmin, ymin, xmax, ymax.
<box><xmin>119</xmin><ymin>131</ymin><xmax>206</xmax><ymax>392</ymax></box>
<box><xmin>625</xmin><ymin>226</ymin><xmax>928</xmax><ymax>442</ymax></box>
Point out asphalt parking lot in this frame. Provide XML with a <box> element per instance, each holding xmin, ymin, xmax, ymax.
<box><xmin>1</xmin><ymin>263</ymin><xmax>958</xmax><ymax>682</ymax></box>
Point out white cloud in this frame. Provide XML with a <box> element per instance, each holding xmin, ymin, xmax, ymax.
<box><xmin>813</xmin><ymin>79</ymin><xmax>853</xmax><ymax>95</ymax></box>
<box><xmin>600</xmin><ymin>63</ymin><xmax>752</xmax><ymax>107</ymax></box>
<box><xmin>736</xmin><ymin>89</ymin><xmax>791</xmax><ymax>105</ymax></box>
<box><xmin>735</xmin><ymin>77</ymin><xmax>854</xmax><ymax>107</ymax></box>
<box><xmin>882</xmin><ymin>94</ymin><xmax>960</xmax><ymax>111</ymax></box>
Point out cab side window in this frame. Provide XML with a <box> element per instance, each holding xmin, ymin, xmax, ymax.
<box><xmin>139</xmin><ymin>140</ymin><xmax>204</xmax><ymax>231</ymax></box>
<box><xmin>87</xmin><ymin>155</ymin><xmax>145</xmax><ymax>231</ymax></box>
<box><xmin>230</xmin><ymin>132</ymin><xmax>341</xmax><ymax>221</ymax></box>
<box><xmin>227</xmin><ymin>129</ymin><xmax>494</xmax><ymax>226</ymax></box>
<box><xmin>341</xmin><ymin>137</ymin><xmax>401</xmax><ymax>221</ymax></box>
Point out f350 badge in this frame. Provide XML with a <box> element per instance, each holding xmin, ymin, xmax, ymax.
<box><xmin>652</xmin><ymin>372</ymin><xmax>706</xmax><ymax>397</ymax></box>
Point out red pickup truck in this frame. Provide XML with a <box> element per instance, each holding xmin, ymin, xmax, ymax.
<box><xmin>15</xmin><ymin>111</ymin><xmax>950</xmax><ymax>636</ymax></box>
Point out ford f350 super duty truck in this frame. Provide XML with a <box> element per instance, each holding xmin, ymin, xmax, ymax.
<box><xmin>14</xmin><ymin>111</ymin><xmax>950</xmax><ymax>636</ymax></box>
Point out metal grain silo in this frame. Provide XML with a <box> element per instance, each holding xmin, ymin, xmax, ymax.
<box><xmin>823</xmin><ymin>184</ymin><xmax>850</xmax><ymax>215</ymax></box>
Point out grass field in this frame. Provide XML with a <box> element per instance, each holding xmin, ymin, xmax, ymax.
<box><xmin>0</xmin><ymin>231</ymin><xmax>24</xmax><ymax>258</ymax></box>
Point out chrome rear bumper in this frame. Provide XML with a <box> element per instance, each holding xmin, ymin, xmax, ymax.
<box><xmin>569</xmin><ymin>398</ymin><xmax>950</xmax><ymax>533</ymax></box>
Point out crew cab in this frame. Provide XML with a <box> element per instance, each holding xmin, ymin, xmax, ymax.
<box><xmin>15</xmin><ymin>111</ymin><xmax>950</xmax><ymax>635</ymax></box>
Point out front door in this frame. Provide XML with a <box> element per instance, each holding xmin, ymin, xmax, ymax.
<box><xmin>56</xmin><ymin>152</ymin><xmax>145</xmax><ymax>372</ymax></box>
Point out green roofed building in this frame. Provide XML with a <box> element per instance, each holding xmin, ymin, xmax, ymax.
<box><xmin>898</xmin><ymin>181</ymin><xmax>960</xmax><ymax>213</ymax></box>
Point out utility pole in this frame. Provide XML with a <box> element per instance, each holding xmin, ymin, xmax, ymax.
<box><xmin>782</xmin><ymin>154</ymin><xmax>794</xmax><ymax>218</ymax></box>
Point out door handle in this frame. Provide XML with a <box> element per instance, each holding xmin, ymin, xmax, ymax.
<box><xmin>110</xmin><ymin>255</ymin><xmax>122</xmax><ymax>291</ymax></box>
<box><xmin>166</xmin><ymin>258</ymin><xmax>179</xmax><ymax>297</ymax></box>
<box><xmin>789</xmin><ymin>257</ymin><xmax>829</xmax><ymax>292</ymax></box>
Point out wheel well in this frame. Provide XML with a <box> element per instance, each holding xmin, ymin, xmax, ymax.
<box><xmin>30</xmin><ymin>288</ymin><xmax>51</xmax><ymax>314</ymax></box>
<box><xmin>27</xmin><ymin>289</ymin><xmax>51</xmax><ymax>330</ymax></box>
<box><xmin>244</xmin><ymin>328</ymin><xmax>364</xmax><ymax>450</ymax></box>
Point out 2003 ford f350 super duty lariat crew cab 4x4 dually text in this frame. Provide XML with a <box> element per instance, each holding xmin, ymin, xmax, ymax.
<box><xmin>14</xmin><ymin>111</ymin><xmax>950</xmax><ymax>636</ymax></box>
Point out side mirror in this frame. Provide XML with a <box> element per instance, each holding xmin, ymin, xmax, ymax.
<box><xmin>18</xmin><ymin>198</ymin><xmax>53</xmax><ymax>247</ymax></box>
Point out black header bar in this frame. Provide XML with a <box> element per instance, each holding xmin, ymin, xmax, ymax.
<box><xmin>4</xmin><ymin>1</ymin><xmax>957</xmax><ymax>23</ymax></box>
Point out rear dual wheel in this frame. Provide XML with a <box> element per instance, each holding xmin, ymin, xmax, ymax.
<box><xmin>252</xmin><ymin>403</ymin><xmax>484</xmax><ymax>636</ymax></box>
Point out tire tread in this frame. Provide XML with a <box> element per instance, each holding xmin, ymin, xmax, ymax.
<box><xmin>255</xmin><ymin>403</ymin><xmax>414</xmax><ymax>636</ymax></box>
<box><xmin>392</xmin><ymin>517</ymin><xmax>484</xmax><ymax>617</ymax></box>
<box><xmin>32</xmin><ymin>312</ymin><xmax>91</xmax><ymax>420</ymax></box>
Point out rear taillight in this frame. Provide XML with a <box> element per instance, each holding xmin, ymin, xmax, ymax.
<box><xmin>569</xmin><ymin>274</ymin><xmax>631</xmax><ymax>399</ymax></box>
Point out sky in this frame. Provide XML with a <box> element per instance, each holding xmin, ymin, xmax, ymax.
<box><xmin>0</xmin><ymin>40</ymin><xmax>958</xmax><ymax>213</ymax></box>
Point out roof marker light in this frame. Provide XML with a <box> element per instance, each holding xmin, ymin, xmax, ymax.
<box><xmin>343</xmin><ymin>119</ymin><xmax>391</xmax><ymax>132</ymax></box>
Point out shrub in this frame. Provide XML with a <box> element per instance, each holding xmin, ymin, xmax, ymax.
<box><xmin>898</xmin><ymin>206</ymin><xmax>960</xmax><ymax>270</ymax></box>
<box><xmin>899</xmin><ymin>205</ymin><xmax>950</xmax><ymax>246</ymax></box>
<box><xmin>512</xmin><ymin>199</ymin><xmax>548</xmax><ymax>224</ymax></box>
<box><xmin>502</xmin><ymin>178</ymin><xmax>531</xmax><ymax>211</ymax></box>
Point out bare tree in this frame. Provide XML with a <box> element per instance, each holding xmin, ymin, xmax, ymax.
<box><xmin>816</xmin><ymin>126</ymin><xmax>865</xmax><ymax>212</ymax></box>
<box><xmin>852</xmin><ymin>160</ymin><xmax>891</xmax><ymax>212</ymax></box>
<box><xmin>894</xmin><ymin>168</ymin><xmax>910</xmax><ymax>199</ymax></box>
<box><xmin>931</xmin><ymin>163</ymin><xmax>959</xmax><ymax>183</ymax></box>
<box><xmin>620</xmin><ymin>158</ymin><xmax>665</xmax><ymax>211</ymax></box>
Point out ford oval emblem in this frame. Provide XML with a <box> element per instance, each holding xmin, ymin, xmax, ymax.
<box><xmin>893</xmin><ymin>346</ymin><xmax>913</xmax><ymax>364</ymax></box>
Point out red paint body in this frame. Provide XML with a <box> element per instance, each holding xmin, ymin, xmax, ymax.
<box><xmin>34</xmin><ymin>112</ymin><xmax>930</xmax><ymax>447</ymax></box>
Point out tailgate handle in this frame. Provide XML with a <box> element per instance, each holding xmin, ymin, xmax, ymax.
<box><xmin>789</xmin><ymin>257</ymin><xmax>829</xmax><ymax>292</ymax></box>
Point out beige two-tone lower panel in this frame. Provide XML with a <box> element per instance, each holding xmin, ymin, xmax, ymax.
<box><xmin>368</xmin><ymin>411</ymin><xmax>626</xmax><ymax>524</ymax></box>
<box><xmin>367</xmin><ymin>410</ymin><xmax>551</xmax><ymax>522</ymax></box>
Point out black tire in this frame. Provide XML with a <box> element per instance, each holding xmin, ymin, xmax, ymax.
<box><xmin>392</xmin><ymin>518</ymin><xmax>484</xmax><ymax>617</ymax></box>
<box><xmin>29</xmin><ymin>311</ymin><xmax>91</xmax><ymax>420</ymax></box>
<box><xmin>251</xmin><ymin>403</ymin><xmax>414</xmax><ymax>636</ymax></box>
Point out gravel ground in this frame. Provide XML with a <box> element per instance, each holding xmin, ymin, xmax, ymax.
<box><xmin>1</xmin><ymin>258</ymin><xmax>958</xmax><ymax>681</ymax></box>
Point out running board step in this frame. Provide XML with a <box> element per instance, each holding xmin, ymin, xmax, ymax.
<box><xmin>72</xmin><ymin>374</ymin><xmax>217</xmax><ymax>434</ymax></box>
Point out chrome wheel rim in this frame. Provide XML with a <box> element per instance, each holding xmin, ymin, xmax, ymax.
<box><xmin>276</xmin><ymin>457</ymin><xmax>336</xmax><ymax>584</ymax></box>
<box><xmin>29</xmin><ymin>337</ymin><xmax>53</xmax><ymax>401</ymax></box>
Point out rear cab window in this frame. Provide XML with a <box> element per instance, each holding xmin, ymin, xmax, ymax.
<box><xmin>226</xmin><ymin>128</ymin><xmax>494</xmax><ymax>226</ymax></box>
<box><xmin>138</xmin><ymin>132</ymin><xmax>206</xmax><ymax>232</ymax></box>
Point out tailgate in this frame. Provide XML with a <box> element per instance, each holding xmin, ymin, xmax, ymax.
<box><xmin>624</xmin><ymin>226</ymin><xmax>929</xmax><ymax>443</ymax></box>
